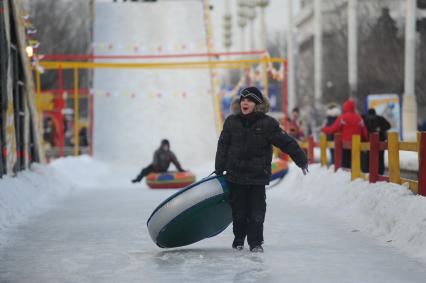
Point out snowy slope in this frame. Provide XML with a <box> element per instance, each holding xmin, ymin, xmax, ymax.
<box><xmin>93</xmin><ymin>1</ymin><xmax>217</xmax><ymax>168</ymax></box>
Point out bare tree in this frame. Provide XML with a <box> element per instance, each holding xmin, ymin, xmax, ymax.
<box><xmin>23</xmin><ymin>0</ymin><xmax>91</xmax><ymax>91</ymax></box>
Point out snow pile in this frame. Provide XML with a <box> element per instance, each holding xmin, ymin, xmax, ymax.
<box><xmin>0</xmin><ymin>156</ymin><xmax>106</xmax><ymax>246</ymax></box>
<box><xmin>385</xmin><ymin>150</ymin><xmax>419</xmax><ymax>171</ymax></box>
<box><xmin>278</xmin><ymin>164</ymin><xmax>426</xmax><ymax>262</ymax></box>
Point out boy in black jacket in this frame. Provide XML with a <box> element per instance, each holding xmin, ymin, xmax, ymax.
<box><xmin>215</xmin><ymin>87</ymin><xmax>308</xmax><ymax>252</ymax></box>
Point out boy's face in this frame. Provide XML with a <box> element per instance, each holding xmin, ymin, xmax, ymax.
<box><xmin>240</xmin><ymin>98</ymin><xmax>256</xmax><ymax>115</ymax></box>
<box><xmin>292</xmin><ymin>111</ymin><xmax>299</xmax><ymax>120</ymax></box>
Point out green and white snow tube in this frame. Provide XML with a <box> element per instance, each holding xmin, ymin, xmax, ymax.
<box><xmin>147</xmin><ymin>176</ymin><xmax>231</xmax><ymax>248</ymax></box>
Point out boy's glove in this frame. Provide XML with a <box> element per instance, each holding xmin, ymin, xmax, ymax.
<box><xmin>302</xmin><ymin>165</ymin><xmax>309</xmax><ymax>175</ymax></box>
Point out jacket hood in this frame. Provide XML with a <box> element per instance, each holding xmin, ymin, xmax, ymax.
<box><xmin>342</xmin><ymin>99</ymin><xmax>356</xmax><ymax>113</ymax></box>
<box><xmin>326</xmin><ymin>106</ymin><xmax>341</xmax><ymax>117</ymax></box>
<box><xmin>230</xmin><ymin>94</ymin><xmax>270</xmax><ymax>115</ymax></box>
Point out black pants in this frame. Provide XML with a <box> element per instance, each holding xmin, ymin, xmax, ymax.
<box><xmin>229</xmin><ymin>182</ymin><xmax>266</xmax><ymax>247</ymax></box>
<box><xmin>329</xmin><ymin>148</ymin><xmax>335</xmax><ymax>164</ymax></box>
<box><xmin>134</xmin><ymin>164</ymin><xmax>156</xmax><ymax>182</ymax></box>
<box><xmin>361</xmin><ymin>150</ymin><xmax>385</xmax><ymax>175</ymax></box>
<box><xmin>342</xmin><ymin>149</ymin><xmax>351</xmax><ymax>169</ymax></box>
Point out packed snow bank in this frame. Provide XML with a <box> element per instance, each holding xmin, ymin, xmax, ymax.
<box><xmin>385</xmin><ymin>150</ymin><xmax>419</xmax><ymax>171</ymax></box>
<box><xmin>0</xmin><ymin>156</ymin><xmax>106</xmax><ymax>247</ymax></box>
<box><xmin>278</xmin><ymin>164</ymin><xmax>426</xmax><ymax>262</ymax></box>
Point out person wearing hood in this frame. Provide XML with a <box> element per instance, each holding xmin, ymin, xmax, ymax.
<box><xmin>215</xmin><ymin>86</ymin><xmax>308</xmax><ymax>253</ymax></box>
<box><xmin>323</xmin><ymin>103</ymin><xmax>341</xmax><ymax>164</ymax></box>
<box><xmin>362</xmin><ymin>108</ymin><xmax>391</xmax><ymax>174</ymax></box>
<box><xmin>321</xmin><ymin>99</ymin><xmax>368</xmax><ymax>169</ymax></box>
<box><xmin>131</xmin><ymin>139</ymin><xmax>185</xmax><ymax>183</ymax></box>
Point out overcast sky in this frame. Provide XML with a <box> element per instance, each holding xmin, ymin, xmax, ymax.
<box><xmin>210</xmin><ymin>0</ymin><xmax>301</xmax><ymax>52</ymax></box>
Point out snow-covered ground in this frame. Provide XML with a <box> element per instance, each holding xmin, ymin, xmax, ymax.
<box><xmin>1</xmin><ymin>157</ymin><xmax>426</xmax><ymax>282</ymax></box>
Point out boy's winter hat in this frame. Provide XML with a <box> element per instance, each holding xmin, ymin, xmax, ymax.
<box><xmin>161</xmin><ymin>139</ymin><xmax>170</xmax><ymax>146</ymax></box>
<box><xmin>239</xmin><ymin>87</ymin><xmax>264</xmax><ymax>105</ymax></box>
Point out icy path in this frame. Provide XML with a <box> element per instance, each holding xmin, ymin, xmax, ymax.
<box><xmin>1</xmin><ymin>181</ymin><xmax>426</xmax><ymax>283</ymax></box>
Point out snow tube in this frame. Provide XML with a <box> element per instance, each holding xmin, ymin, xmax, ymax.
<box><xmin>146</xmin><ymin>171</ymin><xmax>196</xmax><ymax>189</ymax></box>
<box><xmin>147</xmin><ymin>176</ymin><xmax>231</xmax><ymax>248</ymax></box>
<box><xmin>270</xmin><ymin>159</ymin><xmax>289</xmax><ymax>181</ymax></box>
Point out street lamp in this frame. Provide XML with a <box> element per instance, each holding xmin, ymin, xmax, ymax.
<box><xmin>223</xmin><ymin>13</ymin><xmax>232</xmax><ymax>51</ymax></box>
<box><xmin>246</xmin><ymin>0</ymin><xmax>257</xmax><ymax>51</ymax></box>
<box><xmin>256</xmin><ymin>0</ymin><xmax>269</xmax><ymax>51</ymax></box>
<box><xmin>25</xmin><ymin>46</ymin><xmax>34</xmax><ymax>57</ymax></box>
<box><xmin>237</xmin><ymin>0</ymin><xmax>248</xmax><ymax>52</ymax></box>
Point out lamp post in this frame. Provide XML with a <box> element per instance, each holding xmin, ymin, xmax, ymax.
<box><xmin>402</xmin><ymin>0</ymin><xmax>418</xmax><ymax>140</ymax></box>
<box><xmin>348</xmin><ymin>0</ymin><xmax>358</xmax><ymax>98</ymax></box>
<box><xmin>287</xmin><ymin>0</ymin><xmax>296</xmax><ymax>111</ymax></box>
<box><xmin>237</xmin><ymin>0</ymin><xmax>248</xmax><ymax>52</ymax></box>
<box><xmin>314</xmin><ymin>0</ymin><xmax>323</xmax><ymax>109</ymax></box>
<box><xmin>247</xmin><ymin>0</ymin><xmax>257</xmax><ymax>51</ymax></box>
<box><xmin>223</xmin><ymin>1</ymin><xmax>232</xmax><ymax>52</ymax></box>
<box><xmin>256</xmin><ymin>0</ymin><xmax>269</xmax><ymax>51</ymax></box>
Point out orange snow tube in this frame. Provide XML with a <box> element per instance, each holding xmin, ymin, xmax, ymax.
<box><xmin>146</xmin><ymin>172</ymin><xmax>196</xmax><ymax>189</ymax></box>
<box><xmin>270</xmin><ymin>159</ymin><xmax>289</xmax><ymax>181</ymax></box>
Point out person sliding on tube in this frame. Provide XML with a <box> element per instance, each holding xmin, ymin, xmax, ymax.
<box><xmin>215</xmin><ymin>87</ymin><xmax>308</xmax><ymax>253</ymax></box>
<box><xmin>131</xmin><ymin>139</ymin><xmax>185</xmax><ymax>183</ymax></box>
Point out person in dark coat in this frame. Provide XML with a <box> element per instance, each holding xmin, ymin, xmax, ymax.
<box><xmin>131</xmin><ymin>139</ymin><xmax>185</xmax><ymax>183</ymax></box>
<box><xmin>324</xmin><ymin>103</ymin><xmax>341</xmax><ymax>164</ymax></box>
<box><xmin>419</xmin><ymin>120</ymin><xmax>426</xmax><ymax>131</ymax></box>
<box><xmin>322</xmin><ymin>99</ymin><xmax>368</xmax><ymax>169</ymax></box>
<box><xmin>362</xmin><ymin>108</ymin><xmax>391</xmax><ymax>174</ymax></box>
<box><xmin>215</xmin><ymin>86</ymin><xmax>308</xmax><ymax>253</ymax></box>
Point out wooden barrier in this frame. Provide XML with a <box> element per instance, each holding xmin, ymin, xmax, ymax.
<box><xmin>351</xmin><ymin>135</ymin><xmax>362</xmax><ymax>181</ymax></box>
<box><xmin>387</xmin><ymin>132</ymin><xmax>401</xmax><ymax>184</ymax></box>
<box><xmin>307</xmin><ymin>136</ymin><xmax>315</xmax><ymax>164</ymax></box>
<box><xmin>320</xmin><ymin>134</ymin><xmax>328</xmax><ymax>166</ymax></box>
<box><xmin>368</xmin><ymin>133</ymin><xmax>380</xmax><ymax>183</ymax></box>
<box><xmin>334</xmin><ymin>134</ymin><xmax>342</xmax><ymax>172</ymax></box>
<box><xmin>314</xmin><ymin>131</ymin><xmax>426</xmax><ymax>197</ymax></box>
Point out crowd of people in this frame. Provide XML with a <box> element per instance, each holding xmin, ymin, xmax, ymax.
<box><xmin>285</xmin><ymin>98</ymin><xmax>392</xmax><ymax>174</ymax></box>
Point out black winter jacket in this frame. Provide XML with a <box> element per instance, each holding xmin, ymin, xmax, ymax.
<box><xmin>153</xmin><ymin>148</ymin><xmax>183</xmax><ymax>172</ymax></box>
<box><xmin>215</xmin><ymin>109</ymin><xmax>307</xmax><ymax>186</ymax></box>
<box><xmin>363</xmin><ymin>114</ymin><xmax>391</xmax><ymax>141</ymax></box>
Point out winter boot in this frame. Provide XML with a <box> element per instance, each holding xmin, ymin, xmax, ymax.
<box><xmin>249</xmin><ymin>245</ymin><xmax>264</xmax><ymax>253</ymax></box>
<box><xmin>232</xmin><ymin>238</ymin><xmax>244</xmax><ymax>251</ymax></box>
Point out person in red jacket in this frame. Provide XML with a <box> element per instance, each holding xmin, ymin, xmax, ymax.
<box><xmin>321</xmin><ymin>99</ymin><xmax>368</xmax><ymax>169</ymax></box>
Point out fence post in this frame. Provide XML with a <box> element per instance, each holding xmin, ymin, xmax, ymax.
<box><xmin>418</xmin><ymin>132</ymin><xmax>426</xmax><ymax>196</ymax></box>
<box><xmin>308</xmin><ymin>136</ymin><xmax>315</xmax><ymax>164</ymax></box>
<box><xmin>58</xmin><ymin>65</ymin><xmax>64</xmax><ymax>157</ymax></box>
<box><xmin>351</xmin><ymin>135</ymin><xmax>361</xmax><ymax>180</ymax></box>
<box><xmin>74</xmin><ymin>67</ymin><xmax>80</xmax><ymax>156</ymax></box>
<box><xmin>320</xmin><ymin>133</ymin><xmax>327</xmax><ymax>167</ymax></box>
<box><xmin>388</xmin><ymin>132</ymin><xmax>400</xmax><ymax>184</ymax></box>
<box><xmin>334</xmin><ymin>133</ymin><xmax>342</xmax><ymax>171</ymax></box>
<box><xmin>369</xmin><ymin>132</ymin><xmax>379</xmax><ymax>183</ymax></box>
